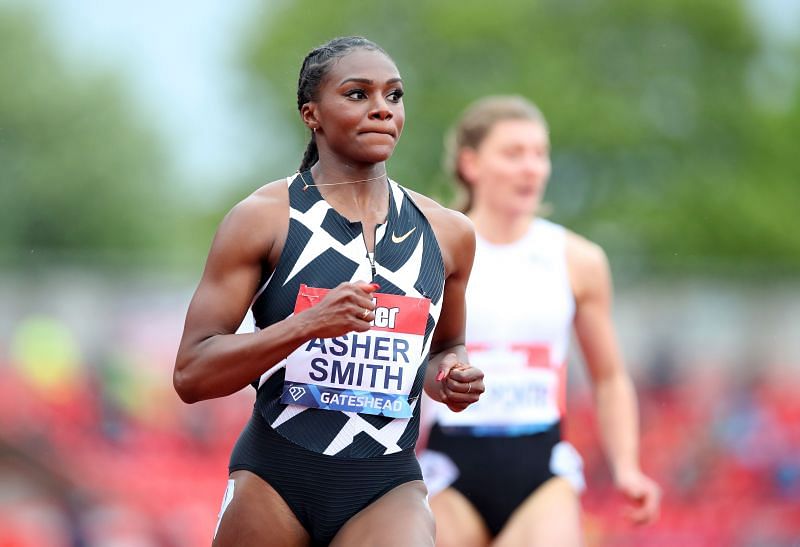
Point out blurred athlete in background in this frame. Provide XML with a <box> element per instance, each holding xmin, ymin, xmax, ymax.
<box><xmin>419</xmin><ymin>95</ymin><xmax>660</xmax><ymax>547</ymax></box>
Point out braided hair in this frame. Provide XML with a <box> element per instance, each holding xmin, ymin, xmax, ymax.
<box><xmin>297</xmin><ymin>36</ymin><xmax>389</xmax><ymax>172</ymax></box>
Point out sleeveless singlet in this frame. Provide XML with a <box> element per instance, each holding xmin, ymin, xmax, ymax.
<box><xmin>250</xmin><ymin>172</ymin><xmax>445</xmax><ymax>457</ymax></box>
<box><xmin>436</xmin><ymin>218</ymin><xmax>575</xmax><ymax>436</ymax></box>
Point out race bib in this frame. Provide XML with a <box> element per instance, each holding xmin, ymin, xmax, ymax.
<box><xmin>438</xmin><ymin>345</ymin><xmax>560</xmax><ymax>430</ymax></box>
<box><xmin>281</xmin><ymin>284</ymin><xmax>430</xmax><ymax>418</ymax></box>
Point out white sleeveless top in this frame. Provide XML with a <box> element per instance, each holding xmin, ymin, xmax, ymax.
<box><xmin>436</xmin><ymin>218</ymin><xmax>575</xmax><ymax>436</ymax></box>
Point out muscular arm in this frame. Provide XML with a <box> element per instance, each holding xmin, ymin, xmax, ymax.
<box><xmin>568</xmin><ymin>233</ymin><xmax>660</xmax><ymax>524</ymax></box>
<box><xmin>424</xmin><ymin>211</ymin><xmax>474</xmax><ymax>408</ymax></box>
<box><xmin>410</xmin><ymin>193</ymin><xmax>483</xmax><ymax>411</ymax></box>
<box><xmin>173</xmin><ymin>184</ymin><xmax>300</xmax><ymax>403</ymax></box>
<box><xmin>173</xmin><ymin>182</ymin><xmax>379</xmax><ymax>403</ymax></box>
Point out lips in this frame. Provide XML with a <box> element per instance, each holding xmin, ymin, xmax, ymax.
<box><xmin>358</xmin><ymin>128</ymin><xmax>396</xmax><ymax>138</ymax></box>
<box><xmin>515</xmin><ymin>184</ymin><xmax>542</xmax><ymax>198</ymax></box>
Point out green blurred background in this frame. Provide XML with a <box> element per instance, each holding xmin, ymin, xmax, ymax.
<box><xmin>1</xmin><ymin>0</ymin><xmax>799</xmax><ymax>545</ymax></box>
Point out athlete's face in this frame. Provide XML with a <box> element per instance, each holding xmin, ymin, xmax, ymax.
<box><xmin>461</xmin><ymin>119</ymin><xmax>551</xmax><ymax>217</ymax></box>
<box><xmin>304</xmin><ymin>49</ymin><xmax>405</xmax><ymax>165</ymax></box>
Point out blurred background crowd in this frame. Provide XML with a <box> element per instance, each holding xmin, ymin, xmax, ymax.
<box><xmin>1</xmin><ymin>0</ymin><xmax>799</xmax><ymax>545</ymax></box>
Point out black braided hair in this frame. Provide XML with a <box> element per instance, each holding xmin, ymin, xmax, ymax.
<box><xmin>296</xmin><ymin>36</ymin><xmax>389</xmax><ymax>172</ymax></box>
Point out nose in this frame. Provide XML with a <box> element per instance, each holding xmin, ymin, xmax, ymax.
<box><xmin>369</xmin><ymin>96</ymin><xmax>393</xmax><ymax>121</ymax></box>
<box><xmin>522</xmin><ymin>153</ymin><xmax>548</xmax><ymax>176</ymax></box>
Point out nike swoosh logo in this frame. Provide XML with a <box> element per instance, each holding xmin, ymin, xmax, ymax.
<box><xmin>391</xmin><ymin>226</ymin><xmax>416</xmax><ymax>244</ymax></box>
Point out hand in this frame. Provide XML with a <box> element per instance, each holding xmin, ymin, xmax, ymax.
<box><xmin>434</xmin><ymin>353</ymin><xmax>484</xmax><ymax>412</ymax></box>
<box><xmin>614</xmin><ymin>467</ymin><xmax>661</xmax><ymax>525</ymax></box>
<box><xmin>301</xmin><ymin>281</ymin><xmax>379</xmax><ymax>339</ymax></box>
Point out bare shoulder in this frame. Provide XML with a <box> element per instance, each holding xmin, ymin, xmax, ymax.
<box><xmin>211</xmin><ymin>177</ymin><xmax>290</xmax><ymax>265</ymax></box>
<box><xmin>565</xmin><ymin>230</ymin><xmax>611</xmax><ymax>299</ymax></box>
<box><xmin>405</xmin><ymin>189</ymin><xmax>474</xmax><ymax>244</ymax></box>
<box><xmin>565</xmin><ymin>230</ymin><xmax>608</xmax><ymax>272</ymax></box>
<box><xmin>226</xmin><ymin>177</ymin><xmax>288</xmax><ymax>225</ymax></box>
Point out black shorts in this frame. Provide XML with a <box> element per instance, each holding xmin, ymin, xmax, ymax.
<box><xmin>229</xmin><ymin>408</ymin><xmax>422</xmax><ymax>546</ymax></box>
<box><xmin>425</xmin><ymin>422</ymin><xmax>581</xmax><ymax>536</ymax></box>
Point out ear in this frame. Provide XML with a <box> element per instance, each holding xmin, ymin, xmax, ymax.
<box><xmin>458</xmin><ymin>148</ymin><xmax>480</xmax><ymax>186</ymax></box>
<box><xmin>300</xmin><ymin>103</ymin><xmax>320</xmax><ymax>132</ymax></box>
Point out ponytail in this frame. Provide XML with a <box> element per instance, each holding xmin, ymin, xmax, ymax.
<box><xmin>299</xmin><ymin>134</ymin><xmax>319</xmax><ymax>172</ymax></box>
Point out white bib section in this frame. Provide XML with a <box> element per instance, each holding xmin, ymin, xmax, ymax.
<box><xmin>437</xmin><ymin>219</ymin><xmax>575</xmax><ymax>434</ymax></box>
<box><xmin>281</xmin><ymin>285</ymin><xmax>431</xmax><ymax>418</ymax></box>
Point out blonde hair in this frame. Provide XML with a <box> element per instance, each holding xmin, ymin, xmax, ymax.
<box><xmin>444</xmin><ymin>95</ymin><xmax>547</xmax><ymax>212</ymax></box>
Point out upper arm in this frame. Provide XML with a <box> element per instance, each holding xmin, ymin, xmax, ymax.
<box><xmin>428</xmin><ymin>207</ymin><xmax>476</xmax><ymax>354</ymax></box>
<box><xmin>176</xmin><ymin>184</ymin><xmax>288</xmax><ymax>358</ymax></box>
<box><xmin>568</xmin><ymin>233</ymin><xmax>626</xmax><ymax>384</ymax></box>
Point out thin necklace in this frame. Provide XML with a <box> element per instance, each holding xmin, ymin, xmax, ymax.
<box><xmin>298</xmin><ymin>170</ymin><xmax>387</xmax><ymax>191</ymax></box>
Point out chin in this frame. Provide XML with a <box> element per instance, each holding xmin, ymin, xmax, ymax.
<box><xmin>508</xmin><ymin>201</ymin><xmax>540</xmax><ymax>218</ymax></box>
<box><xmin>354</xmin><ymin>146</ymin><xmax>396</xmax><ymax>165</ymax></box>
<box><xmin>522</xmin><ymin>195</ymin><xmax>543</xmax><ymax>214</ymax></box>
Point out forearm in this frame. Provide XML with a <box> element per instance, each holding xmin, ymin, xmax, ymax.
<box><xmin>174</xmin><ymin>314</ymin><xmax>312</xmax><ymax>403</ymax></box>
<box><xmin>594</xmin><ymin>372</ymin><xmax>642</xmax><ymax>481</ymax></box>
<box><xmin>424</xmin><ymin>344</ymin><xmax>468</xmax><ymax>401</ymax></box>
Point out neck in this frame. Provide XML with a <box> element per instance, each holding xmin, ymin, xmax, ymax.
<box><xmin>309</xmin><ymin>159</ymin><xmax>389</xmax><ymax>223</ymax></box>
<box><xmin>469</xmin><ymin>204</ymin><xmax>535</xmax><ymax>244</ymax></box>
<box><xmin>311</xmin><ymin>153</ymin><xmax>386</xmax><ymax>189</ymax></box>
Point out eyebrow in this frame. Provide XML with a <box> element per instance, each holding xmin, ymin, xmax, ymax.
<box><xmin>338</xmin><ymin>77</ymin><xmax>403</xmax><ymax>86</ymax></box>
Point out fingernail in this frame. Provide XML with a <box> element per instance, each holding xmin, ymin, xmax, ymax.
<box><xmin>436</xmin><ymin>371</ymin><xmax>445</xmax><ymax>382</ymax></box>
<box><xmin>370</xmin><ymin>283</ymin><xmax>381</xmax><ymax>290</ymax></box>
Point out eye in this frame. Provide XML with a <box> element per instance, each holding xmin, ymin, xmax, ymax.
<box><xmin>387</xmin><ymin>89</ymin><xmax>404</xmax><ymax>103</ymax></box>
<box><xmin>501</xmin><ymin>147</ymin><xmax>524</xmax><ymax>160</ymax></box>
<box><xmin>344</xmin><ymin>89</ymin><xmax>367</xmax><ymax>100</ymax></box>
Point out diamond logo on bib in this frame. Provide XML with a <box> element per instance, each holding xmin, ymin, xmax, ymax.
<box><xmin>288</xmin><ymin>386</ymin><xmax>306</xmax><ymax>401</ymax></box>
<box><xmin>281</xmin><ymin>284</ymin><xmax>431</xmax><ymax>418</ymax></box>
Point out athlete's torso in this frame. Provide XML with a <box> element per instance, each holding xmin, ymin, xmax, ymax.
<box><xmin>436</xmin><ymin>218</ymin><xmax>575</xmax><ymax>436</ymax></box>
<box><xmin>251</xmin><ymin>172</ymin><xmax>446</xmax><ymax>457</ymax></box>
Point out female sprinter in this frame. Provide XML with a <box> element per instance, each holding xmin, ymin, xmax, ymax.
<box><xmin>174</xmin><ymin>37</ymin><xmax>485</xmax><ymax>547</ymax></box>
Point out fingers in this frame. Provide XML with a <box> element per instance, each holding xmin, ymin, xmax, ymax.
<box><xmin>352</xmin><ymin>282</ymin><xmax>380</xmax><ymax>326</ymax></box>
<box><xmin>446</xmin><ymin>366</ymin><xmax>482</xmax><ymax>385</ymax></box>
<box><xmin>305</xmin><ymin>281</ymin><xmax>382</xmax><ymax>337</ymax></box>
<box><xmin>621</xmin><ymin>477</ymin><xmax>661</xmax><ymax>526</ymax></box>
<box><xmin>435</xmin><ymin>353</ymin><xmax>459</xmax><ymax>382</ymax></box>
<box><xmin>624</xmin><ymin>496</ymin><xmax>659</xmax><ymax>525</ymax></box>
<box><xmin>635</xmin><ymin>485</ymin><xmax>661</xmax><ymax>525</ymax></box>
<box><xmin>344</xmin><ymin>281</ymin><xmax>379</xmax><ymax>311</ymax></box>
<box><xmin>436</xmin><ymin>355</ymin><xmax>484</xmax><ymax>412</ymax></box>
<box><xmin>357</xmin><ymin>281</ymin><xmax>381</xmax><ymax>293</ymax></box>
<box><xmin>328</xmin><ymin>281</ymin><xmax>380</xmax><ymax>329</ymax></box>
